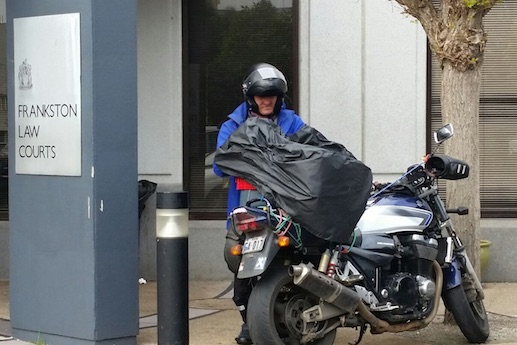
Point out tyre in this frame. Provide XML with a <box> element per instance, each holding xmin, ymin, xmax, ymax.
<box><xmin>442</xmin><ymin>284</ymin><xmax>490</xmax><ymax>343</ymax></box>
<box><xmin>247</xmin><ymin>266</ymin><xmax>337</xmax><ymax>345</ymax></box>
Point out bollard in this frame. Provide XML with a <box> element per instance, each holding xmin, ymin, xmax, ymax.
<box><xmin>156</xmin><ymin>187</ymin><xmax>189</xmax><ymax>345</ymax></box>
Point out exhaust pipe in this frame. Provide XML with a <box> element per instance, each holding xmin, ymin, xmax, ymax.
<box><xmin>289</xmin><ymin>263</ymin><xmax>361</xmax><ymax>313</ymax></box>
<box><xmin>289</xmin><ymin>261</ymin><xmax>443</xmax><ymax>334</ymax></box>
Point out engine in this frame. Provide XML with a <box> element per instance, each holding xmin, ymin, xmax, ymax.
<box><xmin>346</xmin><ymin>233</ymin><xmax>439</xmax><ymax>323</ymax></box>
<box><xmin>383</xmin><ymin>272</ymin><xmax>436</xmax><ymax>308</ymax></box>
<box><xmin>378</xmin><ymin>234</ymin><xmax>439</xmax><ymax>322</ymax></box>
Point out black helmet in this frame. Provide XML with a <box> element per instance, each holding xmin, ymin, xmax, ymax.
<box><xmin>242</xmin><ymin>63</ymin><xmax>287</xmax><ymax>115</ymax></box>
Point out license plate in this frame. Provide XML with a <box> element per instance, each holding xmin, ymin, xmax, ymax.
<box><xmin>242</xmin><ymin>235</ymin><xmax>266</xmax><ymax>254</ymax></box>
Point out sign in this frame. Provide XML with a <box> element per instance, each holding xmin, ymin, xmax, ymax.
<box><xmin>14</xmin><ymin>13</ymin><xmax>81</xmax><ymax>176</ymax></box>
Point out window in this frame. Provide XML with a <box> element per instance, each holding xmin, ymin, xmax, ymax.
<box><xmin>185</xmin><ymin>0</ymin><xmax>295</xmax><ymax>219</ymax></box>
<box><xmin>430</xmin><ymin>1</ymin><xmax>517</xmax><ymax>217</ymax></box>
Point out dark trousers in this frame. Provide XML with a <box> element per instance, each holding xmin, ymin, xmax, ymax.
<box><xmin>233</xmin><ymin>275</ymin><xmax>254</xmax><ymax>322</ymax></box>
<box><xmin>224</xmin><ymin>233</ymin><xmax>256</xmax><ymax>322</ymax></box>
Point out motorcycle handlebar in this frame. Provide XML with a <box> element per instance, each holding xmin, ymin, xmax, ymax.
<box><xmin>446</xmin><ymin>207</ymin><xmax>469</xmax><ymax>215</ymax></box>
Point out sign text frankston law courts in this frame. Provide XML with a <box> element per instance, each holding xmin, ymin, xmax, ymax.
<box><xmin>14</xmin><ymin>13</ymin><xmax>81</xmax><ymax>176</ymax></box>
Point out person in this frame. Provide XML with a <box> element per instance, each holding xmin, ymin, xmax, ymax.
<box><xmin>213</xmin><ymin>62</ymin><xmax>305</xmax><ymax>345</ymax></box>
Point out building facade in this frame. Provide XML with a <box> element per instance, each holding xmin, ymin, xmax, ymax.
<box><xmin>0</xmin><ymin>0</ymin><xmax>516</xmax><ymax>281</ymax></box>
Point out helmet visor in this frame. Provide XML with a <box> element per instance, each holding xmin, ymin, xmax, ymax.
<box><xmin>243</xmin><ymin>66</ymin><xmax>287</xmax><ymax>96</ymax></box>
<box><xmin>252</xmin><ymin>66</ymin><xmax>286</xmax><ymax>81</ymax></box>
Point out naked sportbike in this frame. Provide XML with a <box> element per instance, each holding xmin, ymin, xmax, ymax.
<box><xmin>229</xmin><ymin>124</ymin><xmax>489</xmax><ymax>344</ymax></box>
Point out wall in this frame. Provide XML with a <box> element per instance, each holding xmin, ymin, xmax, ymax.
<box><xmin>480</xmin><ymin>219</ymin><xmax>517</xmax><ymax>283</ymax></box>
<box><xmin>190</xmin><ymin>219</ymin><xmax>517</xmax><ymax>282</ymax></box>
<box><xmin>1</xmin><ymin>218</ymin><xmax>515</xmax><ymax>283</ymax></box>
<box><xmin>298</xmin><ymin>0</ymin><xmax>427</xmax><ymax>183</ymax></box>
<box><xmin>1</xmin><ymin>1</ymin><xmax>514</xmax><ymax>286</ymax></box>
<box><xmin>137</xmin><ymin>0</ymin><xmax>183</xmax><ymax>185</ymax></box>
<box><xmin>135</xmin><ymin>0</ymin><xmax>184</xmax><ymax>278</ymax></box>
<box><xmin>127</xmin><ymin>0</ymin><xmax>517</xmax><ymax>284</ymax></box>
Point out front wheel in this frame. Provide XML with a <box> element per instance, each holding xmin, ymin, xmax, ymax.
<box><xmin>442</xmin><ymin>284</ymin><xmax>490</xmax><ymax>343</ymax></box>
<box><xmin>247</xmin><ymin>266</ymin><xmax>337</xmax><ymax>345</ymax></box>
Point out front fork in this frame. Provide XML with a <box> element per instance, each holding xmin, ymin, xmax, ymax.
<box><xmin>441</xmin><ymin>219</ymin><xmax>485</xmax><ymax>299</ymax></box>
<box><xmin>425</xmin><ymin>188</ymin><xmax>485</xmax><ymax>299</ymax></box>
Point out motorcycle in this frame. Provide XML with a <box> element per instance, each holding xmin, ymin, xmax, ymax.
<box><xmin>229</xmin><ymin>124</ymin><xmax>490</xmax><ymax>345</ymax></box>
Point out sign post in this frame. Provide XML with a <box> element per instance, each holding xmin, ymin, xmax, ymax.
<box><xmin>7</xmin><ymin>2</ymin><xmax>138</xmax><ymax>344</ymax></box>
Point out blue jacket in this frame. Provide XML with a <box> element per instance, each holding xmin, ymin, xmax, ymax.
<box><xmin>213</xmin><ymin>102</ymin><xmax>305</xmax><ymax>223</ymax></box>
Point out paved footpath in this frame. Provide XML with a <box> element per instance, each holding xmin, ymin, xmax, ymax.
<box><xmin>1</xmin><ymin>281</ymin><xmax>517</xmax><ymax>344</ymax></box>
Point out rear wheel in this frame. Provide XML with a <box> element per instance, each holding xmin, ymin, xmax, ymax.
<box><xmin>442</xmin><ymin>284</ymin><xmax>490</xmax><ymax>343</ymax></box>
<box><xmin>247</xmin><ymin>266</ymin><xmax>337</xmax><ymax>345</ymax></box>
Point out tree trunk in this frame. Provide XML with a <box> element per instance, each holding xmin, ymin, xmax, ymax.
<box><xmin>392</xmin><ymin>0</ymin><xmax>496</xmax><ymax>328</ymax></box>
<box><xmin>440</xmin><ymin>60</ymin><xmax>482</xmax><ymax>324</ymax></box>
<box><xmin>441</xmin><ymin>61</ymin><xmax>481</xmax><ymax>273</ymax></box>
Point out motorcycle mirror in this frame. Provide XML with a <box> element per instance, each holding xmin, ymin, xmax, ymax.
<box><xmin>434</xmin><ymin>124</ymin><xmax>454</xmax><ymax>144</ymax></box>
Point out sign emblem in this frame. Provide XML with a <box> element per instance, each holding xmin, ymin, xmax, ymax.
<box><xmin>18</xmin><ymin>59</ymin><xmax>33</xmax><ymax>89</ymax></box>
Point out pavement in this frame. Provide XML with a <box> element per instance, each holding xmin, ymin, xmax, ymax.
<box><xmin>1</xmin><ymin>280</ymin><xmax>517</xmax><ymax>345</ymax></box>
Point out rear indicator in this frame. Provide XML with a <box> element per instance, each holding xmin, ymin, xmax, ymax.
<box><xmin>277</xmin><ymin>236</ymin><xmax>290</xmax><ymax>247</ymax></box>
<box><xmin>230</xmin><ymin>244</ymin><xmax>242</xmax><ymax>256</ymax></box>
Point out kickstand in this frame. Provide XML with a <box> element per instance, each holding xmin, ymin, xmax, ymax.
<box><xmin>349</xmin><ymin>324</ymin><xmax>367</xmax><ymax>345</ymax></box>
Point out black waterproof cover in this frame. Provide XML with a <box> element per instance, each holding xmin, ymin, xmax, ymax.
<box><xmin>214</xmin><ymin>117</ymin><xmax>372</xmax><ymax>243</ymax></box>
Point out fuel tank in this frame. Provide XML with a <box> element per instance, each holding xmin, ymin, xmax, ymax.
<box><xmin>355</xmin><ymin>193</ymin><xmax>433</xmax><ymax>235</ymax></box>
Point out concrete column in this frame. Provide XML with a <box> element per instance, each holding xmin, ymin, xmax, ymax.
<box><xmin>7</xmin><ymin>1</ymin><xmax>138</xmax><ymax>344</ymax></box>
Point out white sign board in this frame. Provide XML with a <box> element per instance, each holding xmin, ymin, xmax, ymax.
<box><xmin>14</xmin><ymin>13</ymin><xmax>81</xmax><ymax>176</ymax></box>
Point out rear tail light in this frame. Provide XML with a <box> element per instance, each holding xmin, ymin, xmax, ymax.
<box><xmin>237</xmin><ymin>219</ymin><xmax>262</xmax><ymax>232</ymax></box>
<box><xmin>231</xmin><ymin>207</ymin><xmax>266</xmax><ymax>232</ymax></box>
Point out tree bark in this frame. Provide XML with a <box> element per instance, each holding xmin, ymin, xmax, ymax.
<box><xmin>440</xmin><ymin>48</ymin><xmax>482</xmax><ymax>327</ymax></box>
<box><xmin>441</xmin><ymin>62</ymin><xmax>482</xmax><ymax>276</ymax></box>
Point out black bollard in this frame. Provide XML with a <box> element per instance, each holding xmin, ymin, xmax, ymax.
<box><xmin>156</xmin><ymin>188</ymin><xmax>189</xmax><ymax>345</ymax></box>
